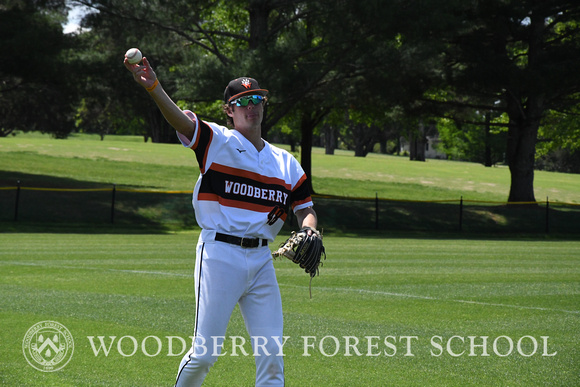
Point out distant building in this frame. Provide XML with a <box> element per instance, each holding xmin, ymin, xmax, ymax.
<box><xmin>400</xmin><ymin>125</ymin><xmax>447</xmax><ymax>160</ymax></box>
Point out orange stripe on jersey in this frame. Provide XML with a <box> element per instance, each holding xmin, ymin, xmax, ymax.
<box><xmin>294</xmin><ymin>173</ymin><xmax>308</xmax><ymax>188</ymax></box>
<box><xmin>184</xmin><ymin>116</ymin><xmax>212</xmax><ymax>174</ymax></box>
<box><xmin>198</xmin><ymin>192</ymin><xmax>220</xmax><ymax>202</ymax></box>
<box><xmin>288</xmin><ymin>171</ymin><xmax>312</xmax><ymax>210</ymax></box>
<box><xmin>211</xmin><ymin>163</ymin><xmax>292</xmax><ymax>189</ymax></box>
<box><xmin>198</xmin><ymin>129</ymin><xmax>212</xmax><ymax>174</ymax></box>
<box><xmin>197</xmin><ymin>193</ymin><xmax>288</xmax><ymax>221</ymax></box>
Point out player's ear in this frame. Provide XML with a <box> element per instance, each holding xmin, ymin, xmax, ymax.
<box><xmin>225</xmin><ymin>104</ymin><xmax>234</xmax><ymax>118</ymax></box>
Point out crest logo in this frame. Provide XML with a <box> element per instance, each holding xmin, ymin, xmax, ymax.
<box><xmin>23</xmin><ymin>321</ymin><xmax>74</xmax><ymax>372</ymax></box>
<box><xmin>241</xmin><ymin>78</ymin><xmax>252</xmax><ymax>89</ymax></box>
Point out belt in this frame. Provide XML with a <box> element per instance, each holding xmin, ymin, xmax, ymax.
<box><xmin>215</xmin><ymin>233</ymin><xmax>268</xmax><ymax>248</ymax></box>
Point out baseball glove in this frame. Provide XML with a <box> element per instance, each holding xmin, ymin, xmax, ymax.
<box><xmin>272</xmin><ymin>227</ymin><xmax>326</xmax><ymax>297</ymax></box>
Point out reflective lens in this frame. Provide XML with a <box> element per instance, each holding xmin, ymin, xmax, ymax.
<box><xmin>231</xmin><ymin>95</ymin><xmax>264</xmax><ymax>107</ymax></box>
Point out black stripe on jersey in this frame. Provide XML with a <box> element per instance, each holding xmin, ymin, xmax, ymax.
<box><xmin>199</xmin><ymin>169</ymin><xmax>292</xmax><ymax>213</ymax></box>
<box><xmin>289</xmin><ymin>175</ymin><xmax>312</xmax><ymax>208</ymax></box>
<box><xmin>194</xmin><ymin>120</ymin><xmax>213</xmax><ymax>172</ymax></box>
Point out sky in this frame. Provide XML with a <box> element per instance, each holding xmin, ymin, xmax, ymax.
<box><xmin>63</xmin><ymin>4</ymin><xmax>93</xmax><ymax>34</ymax></box>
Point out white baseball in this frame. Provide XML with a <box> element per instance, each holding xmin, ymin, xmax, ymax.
<box><xmin>125</xmin><ymin>48</ymin><xmax>142</xmax><ymax>64</ymax></box>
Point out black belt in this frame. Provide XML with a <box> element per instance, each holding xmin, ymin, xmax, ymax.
<box><xmin>215</xmin><ymin>233</ymin><xmax>268</xmax><ymax>248</ymax></box>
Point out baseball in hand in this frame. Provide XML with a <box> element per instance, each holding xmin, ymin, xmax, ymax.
<box><xmin>125</xmin><ymin>48</ymin><xmax>142</xmax><ymax>64</ymax></box>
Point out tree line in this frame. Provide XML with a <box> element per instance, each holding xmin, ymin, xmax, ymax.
<box><xmin>1</xmin><ymin>0</ymin><xmax>579</xmax><ymax>201</ymax></box>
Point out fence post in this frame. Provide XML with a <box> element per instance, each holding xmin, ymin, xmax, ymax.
<box><xmin>375</xmin><ymin>193</ymin><xmax>379</xmax><ymax>230</ymax></box>
<box><xmin>14</xmin><ymin>180</ymin><xmax>21</xmax><ymax>222</ymax></box>
<box><xmin>459</xmin><ymin>196</ymin><xmax>463</xmax><ymax>232</ymax></box>
<box><xmin>545</xmin><ymin>196</ymin><xmax>549</xmax><ymax>234</ymax></box>
<box><xmin>111</xmin><ymin>184</ymin><xmax>116</xmax><ymax>224</ymax></box>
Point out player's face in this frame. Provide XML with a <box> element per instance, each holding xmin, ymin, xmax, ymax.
<box><xmin>229</xmin><ymin>98</ymin><xmax>264</xmax><ymax>130</ymax></box>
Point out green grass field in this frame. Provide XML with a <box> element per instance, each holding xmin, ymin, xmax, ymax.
<box><xmin>1</xmin><ymin>233</ymin><xmax>579</xmax><ymax>386</ymax></box>
<box><xmin>1</xmin><ymin>132</ymin><xmax>579</xmax><ymax>203</ymax></box>
<box><xmin>0</xmin><ymin>133</ymin><xmax>579</xmax><ymax>385</ymax></box>
<box><xmin>1</xmin><ymin>132</ymin><xmax>579</xmax><ymax>233</ymax></box>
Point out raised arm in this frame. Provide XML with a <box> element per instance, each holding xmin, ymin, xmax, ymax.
<box><xmin>124</xmin><ymin>54</ymin><xmax>195</xmax><ymax>141</ymax></box>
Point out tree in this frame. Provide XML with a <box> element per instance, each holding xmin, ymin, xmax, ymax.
<box><xmin>0</xmin><ymin>1</ymin><xmax>79</xmax><ymax>137</ymax></box>
<box><xmin>416</xmin><ymin>1</ymin><xmax>580</xmax><ymax>202</ymax></box>
<box><xmin>535</xmin><ymin>105</ymin><xmax>580</xmax><ymax>173</ymax></box>
<box><xmin>54</xmin><ymin>0</ymin><xmax>580</xmax><ymax>204</ymax></box>
<box><xmin>70</xmin><ymin>0</ymin><xmax>404</xmax><ymax>192</ymax></box>
<box><xmin>436</xmin><ymin>113</ymin><xmax>508</xmax><ymax>166</ymax></box>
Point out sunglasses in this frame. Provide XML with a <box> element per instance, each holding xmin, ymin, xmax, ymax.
<box><xmin>230</xmin><ymin>95</ymin><xmax>264</xmax><ymax>107</ymax></box>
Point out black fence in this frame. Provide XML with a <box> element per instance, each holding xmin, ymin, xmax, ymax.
<box><xmin>312</xmin><ymin>194</ymin><xmax>580</xmax><ymax>234</ymax></box>
<box><xmin>1</xmin><ymin>184</ymin><xmax>579</xmax><ymax>234</ymax></box>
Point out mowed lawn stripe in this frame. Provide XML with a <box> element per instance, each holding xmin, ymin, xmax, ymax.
<box><xmin>1</xmin><ymin>233</ymin><xmax>578</xmax><ymax>386</ymax></box>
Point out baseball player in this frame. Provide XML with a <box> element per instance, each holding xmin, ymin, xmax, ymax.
<box><xmin>124</xmin><ymin>54</ymin><xmax>318</xmax><ymax>386</ymax></box>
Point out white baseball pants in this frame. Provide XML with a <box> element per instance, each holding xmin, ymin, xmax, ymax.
<box><xmin>175</xmin><ymin>233</ymin><xmax>284</xmax><ymax>386</ymax></box>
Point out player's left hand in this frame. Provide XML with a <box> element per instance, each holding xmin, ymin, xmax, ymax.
<box><xmin>273</xmin><ymin>227</ymin><xmax>326</xmax><ymax>277</ymax></box>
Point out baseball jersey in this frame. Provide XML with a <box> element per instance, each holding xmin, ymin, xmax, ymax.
<box><xmin>177</xmin><ymin>110</ymin><xmax>313</xmax><ymax>241</ymax></box>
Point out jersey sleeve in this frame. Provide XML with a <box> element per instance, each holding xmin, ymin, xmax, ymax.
<box><xmin>176</xmin><ymin>110</ymin><xmax>225</xmax><ymax>174</ymax></box>
<box><xmin>289</xmin><ymin>162</ymin><xmax>314</xmax><ymax>212</ymax></box>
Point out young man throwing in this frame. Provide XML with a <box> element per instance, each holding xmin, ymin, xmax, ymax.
<box><xmin>125</xmin><ymin>53</ymin><xmax>319</xmax><ymax>386</ymax></box>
